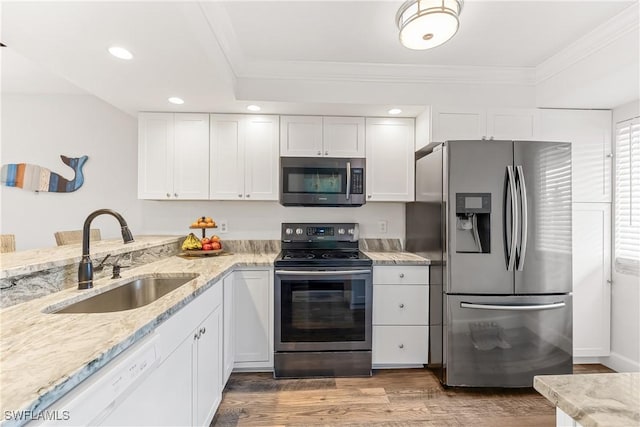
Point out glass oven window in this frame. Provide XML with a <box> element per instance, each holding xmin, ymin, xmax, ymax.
<box><xmin>280</xmin><ymin>278</ymin><xmax>367</xmax><ymax>343</ymax></box>
<box><xmin>283</xmin><ymin>167</ymin><xmax>346</xmax><ymax>194</ymax></box>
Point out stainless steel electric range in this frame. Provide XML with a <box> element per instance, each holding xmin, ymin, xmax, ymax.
<box><xmin>274</xmin><ymin>223</ymin><xmax>373</xmax><ymax>378</ymax></box>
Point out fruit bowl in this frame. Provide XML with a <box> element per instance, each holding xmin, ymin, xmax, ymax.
<box><xmin>182</xmin><ymin>249</ymin><xmax>224</xmax><ymax>257</ymax></box>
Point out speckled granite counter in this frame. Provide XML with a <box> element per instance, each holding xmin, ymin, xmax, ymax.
<box><xmin>364</xmin><ymin>251</ymin><xmax>430</xmax><ymax>265</ymax></box>
<box><xmin>0</xmin><ymin>252</ymin><xmax>277</xmax><ymax>425</ymax></box>
<box><xmin>534</xmin><ymin>373</ymin><xmax>640</xmax><ymax>427</ymax></box>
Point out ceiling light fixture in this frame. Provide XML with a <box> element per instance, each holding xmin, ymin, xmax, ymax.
<box><xmin>388</xmin><ymin>108</ymin><xmax>402</xmax><ymax>115</ymax></box>
<box><xmin>168</xmin><ymin>97</ymin><xmax>184</xmax><ymax>105</ymax></box>
<box><xmin>108</xmin><ymin>46</ymin><xmax>133</xmax><ymax>60</ymax></box>
<box><xmin>247</xmin><ymin>105</ymin><xmax>261</xmax><ymax>112</ymax></box>
<box><xmin>396</xmin><ymin>0</ymin><xmax>464</xmax><ymax>50</ymax></box>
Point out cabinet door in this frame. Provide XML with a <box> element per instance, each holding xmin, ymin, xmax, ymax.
<box><xmin>138</xmin><ymin>113</ymin><xmax>174</xmax><ymax>199</ymax></box>
<box><xmin>280</xmin><ymin>115</ymin><xmax>323</xmax><ymax>157</ymax></box>
<box><xmin>194</xmin><ymin>306</ymin><xmax>223</xmax><ymax>427</ymax></box>
<box><xmin>100</xmin><ymin>336</ymin><xmax>193</xmax><ymax>426</ymax></box>
<box><xmin>486</xmin><ymin>108</ymin><xmax>539</xmax><ymax>140</ymax></box>
<box><xmin>373</xmin><ymin>326</ymin><xmax>428</xmax><ymax>365</ymax></box>
<box><xmin>323</xmin><ymin>116</ymin><xmax>365</xmax><ymax>158</ymax></box>
<box><xmin>222</xmin><ymin>274</ymin><xmax>234</xmax><ymax>385</ymax></box>
<box><xmin>233</xmin><ymin>270</ymin><xmax>273</xmax><ymax>367</ymax></box>
<box><xmin>539</xmin><ymin>109</ymin><xmax>612</xmax><ymax>202</ymax></box>
<box><xmin>573</xmin><ymin>203</ymin><xmax>611</xmax><ymax>357</ymax></box>
<box><xmin>244</xmin><ymin>115</ymin><xmax>280</xmax><ymax>200</ymax></box>
<box><xmin>210</xmin><ymin>114</ymin><xmax>245</xmax><ymax>200</ymax></box>
<box><xmin>373</xmin><ymin>285</ymin><xmax>429</xmax><ymax>325</ymax></box>
<box><xmin>173</xmin><ymin>114</ymin><xmax>210</xmax><ymax>200</ymax></box>
<box><xmin>365</xmin><ymin>118</ymin><xmax>415</xmax><ymax>202</ymax></box>
<box><xmin>431</xmin><ymin>107</ymin><xmax>486</xmax><ymax>142</ymax></box>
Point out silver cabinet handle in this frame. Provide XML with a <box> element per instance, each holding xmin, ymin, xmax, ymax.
<box><xmin>516</xmin><ymin>165</ymin><xmax>528</xmax><ymax>271</ymax></box>
<box><xmin>200</xmin><ymin>327</ymin><xmax>206</xmax><ymax>335</ymax></box>
<box><xmin>246</xmin><ymin>194</ymin><xmax>251</xmax><ymax>198</ymax></box>
<box><xmin>399</xmin><ymin>303</ymin><xmax>405</xmax><ymax>308</ymax></box>
<box><xmin>367</xmin><ymin>195</ymin><xmax>372</xmax><ymax>199</ymax></box>
<box><xmin>325</xmin><ymin>151</ymin><xmax>329</xmax><ymax>155</ymax></box>
<box><xmin>460</xmin><ymin>302</ymin><xmax>566</xmax><ymax>311</ymax></box>
<box><xmin>506</xmin><ymin>165</ymin><xmax>518</xmax><ymax>271</ymax></box>
<box><xmin>399</xmin><ymin>273</ymin><xmax>405</xmax><ymax>278</ymax></box>
<box><xmin>238</xmin><ymin>194</ymin><xmax>242</xmax><ymax>198</ymax></box>
<box><xmin>194</xmin><ymin>333</ymin><xmax>199</xmax><ymax>340</ymax></box>
<box><xmin>174</xmin><ymin>193</ymin><xmax>178</xmax><ymax>198</ymax></box>
<box><xmin>317</xmin><ymin>151</ymin><xmax>322</xmax><ymax>155</ymax></box>
<box><xmin>607</xmin><ymin>153</ymin><xmax>614</xmax><ymax>158</ymax></box>
<box><xmin>166</xmin><ymin>193</ymin><xmax>171</xmax><ymax>198</ymax></box>
<box><xmin>398</xmin><ymin>344</ymin><xmax>404</xmax><ymax>349</ymax></box>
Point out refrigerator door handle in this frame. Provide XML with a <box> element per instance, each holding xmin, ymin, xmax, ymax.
<box><xmin>506</xmin><ymin>166</ymin><xmax>518</xmax><ymax>271</ymax></box>
<box><xmin>460</xmin><ymin>302</ymin><xmax>566</xmax><ymax>311</ymax></box>
<box><xmin>516</xmin><ymin>165</ymin><xmax>528</xmax><ymax>271</ymax></box>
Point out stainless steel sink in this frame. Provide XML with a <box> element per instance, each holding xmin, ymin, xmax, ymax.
<box><xmin>52</xmin><ymin>274</ymin><xmax>199</xmax><ymax>314</ymax></box>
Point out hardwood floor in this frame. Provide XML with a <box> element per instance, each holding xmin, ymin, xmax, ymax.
<box><xmin>212</xmin><ymin>365</ymin><xmax>613</xmax><ymax>426</ymax></box>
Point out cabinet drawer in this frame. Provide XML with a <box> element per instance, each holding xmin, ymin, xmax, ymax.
<box><xmin>373</xmin><ymin>326</ymin><xmax>428</xmax><ymax>365</ymax></box>
<box><xmin>373</xmin><ymin>266</ymin><xmax>429</xmax><ymax>285</ymax></box>
<box><xmin>373</xmin><ymin>285</ymin><xmax>428</xmax><ymax>325</ymax></box>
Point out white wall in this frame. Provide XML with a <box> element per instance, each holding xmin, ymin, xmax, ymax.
<box><xmin>139</xmin><ymin>200</ymin><xmax>405</xmax><ymax>241</ymax></box>
<box><xmin>1</xmin><ymin>94</ymin><xmax>141</xmax><ymax>250</ymax></box>
<box><xmin>607</xmin><ymin>99</ymin><xmax>640</xmax><ymax>372</ymax></box>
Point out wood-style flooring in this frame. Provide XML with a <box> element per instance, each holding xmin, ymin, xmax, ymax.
<box><xmin>212</xmin><ymin>364</ymin><xmax>613</xmax><ymax>427</ymax></box>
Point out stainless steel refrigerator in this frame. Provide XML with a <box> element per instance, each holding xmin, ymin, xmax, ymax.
<box><xmin>406</xmin><ymin>140</ymin><xmax>573</xmax><ymax>387</ymax></box>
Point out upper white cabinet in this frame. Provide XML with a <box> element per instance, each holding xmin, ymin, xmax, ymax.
<box><xmin>210</xmin><ymin>114</ymin><xmax>279</xmax><ymax>201</ymax></box>
<box><xmin>138</xmin><ymin>113</ymin><xmax>210</xmax><ymax>200</ymax></box>
<box><xmin>427</xmin><ymin>107</ymin><xmax>539</xmax><ymax>146</ymax></box>
<box><xmin>365</xmin><ymin>118</ymin><xmax>415</xmax><ymax>202</ymax></box>
<box><xmin>539</xmin><ymin>109</ymin><xmax>612</xmax><ymax>203</ymax></box>
<box><xmin>280</xmin><ymin>115</ymin><xmax>365</xmax><ymax>158</ymax></box>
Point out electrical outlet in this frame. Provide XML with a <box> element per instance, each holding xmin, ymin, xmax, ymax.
<box><xmin>378</xmin><ymin>220</ymin><xmax>388</xmax><ymax>234</ymax></box>
<box><xmin>219</xmin><ymin>220</ymin><xmax>228</xmax><ymax>233</ymax></box>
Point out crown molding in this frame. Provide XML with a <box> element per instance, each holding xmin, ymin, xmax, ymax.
<box><xmin>536</xmin><ymin>2</ymin><xmax>640</xmax><ymax>84</ymax></box>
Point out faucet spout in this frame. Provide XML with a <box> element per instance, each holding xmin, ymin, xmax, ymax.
<box><xmin>78</xmin><ymin>209</ymin><xmax>134</xmax><ymax>289</ymax></box>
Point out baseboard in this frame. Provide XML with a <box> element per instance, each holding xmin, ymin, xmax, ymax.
<box><xmin>373</xmin><ymin>364</ymin><xmax>425</xmax><ymax>370</ymax></box>
<box><xmin>603</xmin><ymin>352</ymin><xmax>640</xmax><ymax>372</ymax></box>
<box><xmin>574</xmin><ymin>356</ymin><xmax>606</xmax><ymax>364</ymax></box>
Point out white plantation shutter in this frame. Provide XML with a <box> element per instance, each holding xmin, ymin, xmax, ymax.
<box><xmin>615</xmin><ymin>117</ymin><xmax>640</xmax><ymax>275</ymax></box>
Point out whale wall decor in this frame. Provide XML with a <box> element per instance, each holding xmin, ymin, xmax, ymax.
<box><xmin>1</xmin><ymin>155</ymin><xmax>89</xmax><ymax>193</ymax></box>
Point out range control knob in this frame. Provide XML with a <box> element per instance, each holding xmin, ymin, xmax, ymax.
<box><xmin>285</xmin><ymin>228</ymin><xmax>293</xmax><ymax>235</ymax></box>
<box><xmin>337</xmin><ymin>228</ymin><xmax>345</xmax><ymax>235</ymax></box>
<box><xmin>295</xmin><ymin>228</ymin><xmax>304</xmax><ymax>235</ymax></box>
<box><xmin>348</xmin><ymin>228</ymin><xmax>355</xmax><ymax>235</ymax></box>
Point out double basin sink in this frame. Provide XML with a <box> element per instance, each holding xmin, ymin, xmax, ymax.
<box><xmin>51</xmin><ymin>274</ymin><xmax>199</xmax><ymax>314</ymax></box>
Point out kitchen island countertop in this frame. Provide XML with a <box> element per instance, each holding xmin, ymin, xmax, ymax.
<box><xmin>534</xmin><ymin>372</ymin><xmax>640</xmax><ymax>427</ymax></box>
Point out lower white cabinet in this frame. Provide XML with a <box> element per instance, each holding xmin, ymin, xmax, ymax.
<box><xmin>372</xmin><ymin>265</ymin><xmax>429</xmax><ymax>367</ymax></box>
<box><xmin>233</xmin><ymin>269</ymin><xmax>274</xmax><ymax>370</ymax></box>
<box><xmin>193</xmin><ymin>307</ymin><xmax>223</xmax><ymax>426</ymax></box>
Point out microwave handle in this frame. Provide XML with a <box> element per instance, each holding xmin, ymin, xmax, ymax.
<box><xmin>346</xmin><ymin>161</ymin><xmax>351</xmax><ymax>200</ymax></box>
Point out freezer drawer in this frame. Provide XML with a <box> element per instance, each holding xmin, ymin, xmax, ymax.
<box><xmin>445</xmin><ymin>294</ymin><xmax>572</xmax><ymax>387</ymax></box>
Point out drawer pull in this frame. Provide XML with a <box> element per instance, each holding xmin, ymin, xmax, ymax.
<box><xmin>398</xmin><ymin>344</ymin><xmax>404</xmax><ymax>349</ymax></box>
<box><xmin>399</xmin><ymin>273</ymin><xmax>405</xmax><ymax>278</ymax></box>
<box><xmin>399</xmin><ymin>303</ymin><xmax>405</xmax><ymax>308</ymax></box>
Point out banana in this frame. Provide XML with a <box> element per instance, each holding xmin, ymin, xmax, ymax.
<box><xmin>182</xmin><ymin>233</ymin><xmax>203</xmax><ymax>250</ymax></box>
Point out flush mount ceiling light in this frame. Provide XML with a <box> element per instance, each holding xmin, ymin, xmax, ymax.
<box><xmin>247</xmin><ymin>105</ymin><xmax>261</xmax><ymax>112</ymax></box>
<box><xmin>388</xmin><ymin>108</ymin><xmax>402</xmax><ymax>115</ymax></box>
<box><xmin>108</xmin><ymin>46</ymin><xmax>133</xmax><ymax>60</ymax></box>
<box><xmin>168</xmin><ymin>97</ymin><xmax>184</xmax><ymax>105</ymax></box>
<box><xmin>396</xmin><ymin>0</ymin><xmax>464</xmax><ymax>50</ymax></box>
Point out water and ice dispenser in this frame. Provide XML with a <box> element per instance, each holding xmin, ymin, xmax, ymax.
<box><xmin>455</xmin><ymin>193</ymin><xmax>491</xmax><ymax>253</ymax></box>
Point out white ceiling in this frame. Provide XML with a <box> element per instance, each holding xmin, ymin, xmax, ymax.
<box><xmin>1</xmin><ymin>1</ymin><xmax>638</xmax><ymax>116</ymax></box>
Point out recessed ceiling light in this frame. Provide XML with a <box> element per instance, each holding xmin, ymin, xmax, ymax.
<box><xmin>388</xmin><ymin>108</ymin><xmax>402</xmax><ymax>115</ymax></box>
<box><xmin>247</xmin><ymin>105</ymin><xmax>261</xmax><ymax>112</ymax></box>
<box><xmin>108</xmin><ymin>46</ymin><xmax>133</xmax><ymax>60</ymax></box>
<box><xmin>168</xmin><ymin>97</ymin><xmax>184</xmax><ymax>105</ymax></box>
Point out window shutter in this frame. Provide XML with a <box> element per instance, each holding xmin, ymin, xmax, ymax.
<box><xmin>615</xmin><ymin>117</ymin><xmax>640</xmax><ymax>275</ymax></box>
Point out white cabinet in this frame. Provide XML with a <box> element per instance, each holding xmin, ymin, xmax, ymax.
<box><xmin>193</xmin><ymin>306</ymin><xmax>223</xmax><ymax>427</ymax></box>
<box><xmin>210</xmin><ymin>114</ymin><xmax>279</xmax><ymax>201</ymax></box>
<box><xmin>572</xmin><ymin>203</ymin><xmax>611</xmax><ymax>358</ymax></box>
<box><xmin>372</xmin><ymin>265</ymin><xmax>429</xmax><ymax>367</ymax></box>
<box><xmin>233</xmin><ymin>269</ymin><xmax>273</xmax><ymax>369</ymax></box>
<box><xmin>222</xmin><ymin>273</ymin><xmax>234</xmax><ymax>385</ymax></box>
<box><xmin>365</xmin><ymin>118</ymin><xmax>415</xmax><ymax>202</ymax></box>
<box><xmin>429</xmin><ymin>107</ymin><xmax>539</xmax><ymax>144</ymax></box>
<box><xmin>280</xmin><ymin>115</ymin><xmax>365</xmax><ymax>158</ymax></box>
<box><xmin>539</xmin><ymin>109</ymin><xmax>612</xmax><ymax>203</ymax></box>
<box><xmin>138</xmin><ymin>112</ymin><xmax>210</xmax><ymax>200</ymax></box>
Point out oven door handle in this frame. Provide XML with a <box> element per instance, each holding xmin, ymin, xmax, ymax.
<box><xmin>275</xmin><ymin>269</ymin><xmax>372</xmax><ymax>276</ymax></box>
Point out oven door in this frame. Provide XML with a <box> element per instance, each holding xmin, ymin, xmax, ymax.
<box><xmin>275</xmin><ymin>268</ymin><xmax>373</xmax><ymax>352</ymax></box>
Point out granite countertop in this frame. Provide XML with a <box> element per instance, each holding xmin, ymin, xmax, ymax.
<box><xmin>364</xmin><ymin>251</ymin><xmax>430</xmax><ymax>265</ymax></box>
<box><xmin>0</xmin><ymin>251</ymin><xmax>277</xmax><ymax>424</ymax></box>
<box><xmin>534</xmin><ymin>373</ymin><xmax>640</xmax><ymax>427</ymax></box>
<box><xmin>0</xmin><ymin>235</ymin><xmax>182</xmax><ymax>279</ymax></box>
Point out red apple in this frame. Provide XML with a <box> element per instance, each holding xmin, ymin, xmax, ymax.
<box><xmin>202</xmin><ymin>243</ymin><xmax>213</xmax><ymax>251</ymax></box>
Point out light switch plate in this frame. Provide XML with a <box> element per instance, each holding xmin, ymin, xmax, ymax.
<box><xmin>219</xmin><ymin>220</ymin><xmax>228</xmax><ymax>233</ymax></box>
<box><xmin>378</xmin><ymin>220</ymin><xmax>388</xmax><ymax>234</ymax></box>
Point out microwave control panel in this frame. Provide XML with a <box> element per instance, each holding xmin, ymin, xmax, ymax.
<box><xmin>351</xmin><ymin>169</ymin><xmax>364</xmax><ymax>194</ymax></box>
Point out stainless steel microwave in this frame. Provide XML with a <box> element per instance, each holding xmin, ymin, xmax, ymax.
<box><xmin>280</xmin><ymin>157</ymin><xmax>365</xmax><ymax>207</ymax></box>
